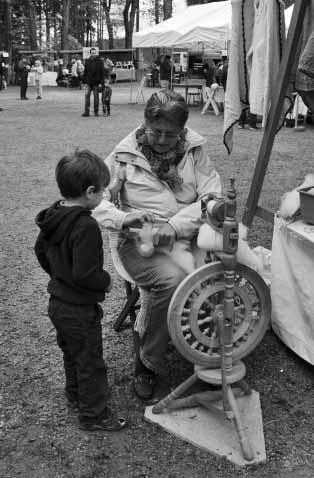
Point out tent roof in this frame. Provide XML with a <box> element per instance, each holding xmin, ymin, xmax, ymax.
<box><xmin>133</xmin><ymin>1</ymin><xmax>232</xmax><ymax>49</ymax></box>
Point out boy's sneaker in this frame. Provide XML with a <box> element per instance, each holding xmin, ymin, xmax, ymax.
<box><xmin>79</xmin><ymin>408</ymin><xmax>127</xmax><ymax>432</ymax></box>
<box><xmin>79</xmin><ymin>416</ymin><xmax>127</xmax><ymax>432</ymax></box>
<box><xmin>81</xmin><ymin>112</ymin><xmax>89</xmax><ymax>117</ymax></box>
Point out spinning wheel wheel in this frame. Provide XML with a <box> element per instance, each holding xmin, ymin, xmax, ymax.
<box><xmin>168</xmin><ymin>261</ymin><xmax>271</xmax><ymax>368</ymax></box>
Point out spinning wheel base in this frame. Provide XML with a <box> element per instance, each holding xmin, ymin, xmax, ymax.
<box><xmin>145</xmin><ymin>388</ymin><xmax>266</xmax><ymax>466</ymax></box>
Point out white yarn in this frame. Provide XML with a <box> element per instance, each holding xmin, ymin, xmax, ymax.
<box><xmin>279</xmin><ymin>174</ymin><xmax>314</xmax><ymax>219</ymax></box>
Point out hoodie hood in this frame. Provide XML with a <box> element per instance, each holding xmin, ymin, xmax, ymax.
<box><xmin>35</xmin><ymin>201</ymin><xmax>90</xmax><ymax>245</ymax></box>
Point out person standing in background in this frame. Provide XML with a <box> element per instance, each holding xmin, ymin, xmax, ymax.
<box><xmin>81</xmin><ymin>48</ymin><xmax>105</xmax><ymax>117</ymax></box>
<box><xmin>18</xmin><ymin>57</ymin><xmax>30</xmax><ymax>100</ymax></box>
<box><xmin>71</xmin><ymin>59</ymin><xmax>79</xmax><ymax>88</ymax></box>
<box><xmin>0</xmin><ymin>58</ymin><xmax>4</xmax><ymax>111</ymax></box>
<box><xmin>203</xmin><ymin>59</ymin><xmax>216</xmax><ymax>88</ymax></box>
<box><xmin>159</xmin><ymin>55</ymin><xmax>173</xmax><ymax>90</ymax></box>
<box><xmin>159</xmin><ymin>55</ymin><xmax>173</xmax><ymax>89</ymax></box>
<box><xmin>101</xmin><ymin>78</ymin><xmax>112</xmax><ymax>116</ymax></box>
<box><xmin>32</xmin><ymin>59</ymin><xmax>43</xmax><ymax>99</ymax></box>
<box><xmin>76</xmin><ymin>59</ymin><xmax>84</xmax><ymax>89</ymax></box>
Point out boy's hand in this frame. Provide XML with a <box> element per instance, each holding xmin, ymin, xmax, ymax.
<box><xmin>123</xmin><ymin>212</ymin><xmax>155</xmax><ymax>229</ymax></box>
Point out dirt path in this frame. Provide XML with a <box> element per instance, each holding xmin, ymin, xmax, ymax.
<box><xmin>0</xmin><ymin>86</ymin><xmax>314</xmax><ymax>478</ymax></box>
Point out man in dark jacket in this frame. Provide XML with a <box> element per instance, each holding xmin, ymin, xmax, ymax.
<box><xmin>18</xmin><ymin>57</ymin><xmax>30</xmax><ymax>100</ymax></box>
<box><xmin>81</xmin><ymin>48</ymin><xmax>105</xmax><ymax>117</ymax></box>
<box><xmin>159</xmin><ymin>55</ymin><xmax>173</xmax><ymax>89</ymax></box>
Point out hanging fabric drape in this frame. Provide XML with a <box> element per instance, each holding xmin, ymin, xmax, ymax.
<box><xmin>223</xmin><ymin>0</ymin><xmax>288</xmax><ymax>154</ymax></box>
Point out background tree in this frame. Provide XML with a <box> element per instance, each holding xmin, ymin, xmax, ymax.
<box><xmin>163</xmin><ymin>0</ymin><xmax>172</xmax><ymax>20</ymax></box>
<box><xmin>123</xmin><ymin>0</ymin><xmax>137</xmax><ymax>47</ymax></box>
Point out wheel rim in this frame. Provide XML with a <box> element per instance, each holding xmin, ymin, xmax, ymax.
<box><xmin>167</xmin><ymin>261</ymin><xmax>271</xmax><ymax>368</ymax></box>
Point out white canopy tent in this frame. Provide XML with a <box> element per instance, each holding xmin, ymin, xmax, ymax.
<box><xmin>133</xmin><ymin>1</ymin><xmax>232</xmax><ymax>49</ymax></box>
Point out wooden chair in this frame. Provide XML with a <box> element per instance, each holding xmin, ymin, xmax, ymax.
<box><xmin>108</xmin><ymin>230</ymin><xmax>151</xmax><ymax>335</ymax></box>
<box><xmin>201</xmin><ymin>86</ymin><xmax>220</xmax><ymax>115</ymax></box>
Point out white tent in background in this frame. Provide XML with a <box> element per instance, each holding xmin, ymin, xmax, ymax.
<box><xmin>133</xmin><ymin>1</ymin><xmax>232</xmax><ymax>49</ymax></box>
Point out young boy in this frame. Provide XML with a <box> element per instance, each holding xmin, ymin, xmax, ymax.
<box><xmin>34</xmin><ymin>149</ymin><xmax>126</xmax><ymax>432</ymax></box>
<box><xmin>102</xmin><ymin>78</ymin><xmax>112</xmax><ymax>116</ymax></box>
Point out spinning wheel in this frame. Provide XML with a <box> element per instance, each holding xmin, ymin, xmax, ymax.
<box><xmin>168</xmin><ymin>261</ymin><xmax>271</xmax><ymax>368</ymax></box>
<box><xmin>151</xmin><ymin>179</ymin><xmax>270</xmax><ymax>463</ymax></box>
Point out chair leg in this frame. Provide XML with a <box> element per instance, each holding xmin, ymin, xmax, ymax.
<box><xmin>113</xmin><ymin>282</ymin><xmax>140</xmax><ymax>331</ymax></box>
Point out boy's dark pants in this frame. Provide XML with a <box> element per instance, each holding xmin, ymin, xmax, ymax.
<box><xmin>48</xmin><ymin>297</ymin><xmax>110</xmax><ymax>423</ymax></box>
<box><xmin>102</xmin><ymin>100</ymin><xmax>110</xmax><ymax>115</ymax></box>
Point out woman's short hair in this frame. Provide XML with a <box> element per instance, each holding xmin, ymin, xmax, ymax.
<box><xmin>145</xmin><ymin>90</ymin><xmax>189</xmax><ymax>129</ymax></box>
<box><xmin>56</xmin><ymin>149</ymin><xmax>110</xmax><ymax>199</ymax></box>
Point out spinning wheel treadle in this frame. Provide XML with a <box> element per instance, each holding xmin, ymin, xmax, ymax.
<box><xmin>168</xmin><ymin>261</ymin><xmax>271</xmax><ymax>368</ymax></box>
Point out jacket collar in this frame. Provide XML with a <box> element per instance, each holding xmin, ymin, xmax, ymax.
<box><xmin>113</xmin><ymin>126</ymin><xmax>206</xmax><ymax>167</ymax></box>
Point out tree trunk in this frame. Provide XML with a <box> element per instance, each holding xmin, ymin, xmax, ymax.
<box><xmin>123</xmin><ymin>0</ymin><xmax>137</xmax><ymax>48</ymax></box>
<box><xmin>0</xmin><ymin>0</ymin><xmax>12</xmax><ymax>55</ymax></box>
<box><xmin>163</xmin><ymin>0</ymin><xmax>172</xmax><ymax>20</ymax></box>
<box><xmin>154</xmin><ymin>0</ymin><xmax>160</xmax><ymax>24</ymax></box>
<box><xmin>61</xmin><ymin>0</ymin><xmax>70</xmax><ymax>50</ymax></box>
<box><xmin>102</xmin><ymin>0</ymin><xmax>114</xmax><ymax>50</ymax></box>
<box><xmin>27</xmin><ymin>0</ymin><xmax>38</xmax><ymax>50</ymax></box>
<box><xmin>44</xmin><ymin>0</ymin><xmax>50</xmax><ymax>49</ymax></box>
<box><xmin>62</xmin><ymin>0</ymin><xmax>70</xmax><ymax>66</ymax></box>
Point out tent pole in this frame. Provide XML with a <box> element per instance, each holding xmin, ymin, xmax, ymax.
<box><xmin>129</xmin><ymin>47</ymin><xmax>135</xmax><ymax>104</ymax></box>
<box><xmin>171</xmin><ymin>46</ymin><xmax>173</xmax><ymax>90</ymax></box>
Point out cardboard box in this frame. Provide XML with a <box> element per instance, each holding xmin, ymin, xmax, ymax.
<box><xmin>299</xmin><ymin>187</ymin><xmax>314</xmax><ymax>224</ymax></box>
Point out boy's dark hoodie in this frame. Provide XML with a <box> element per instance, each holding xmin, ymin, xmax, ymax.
<box><xmin>35</xmin><ymin>201</ymin><xmax>110</xmax><ymax>305</ymax></box>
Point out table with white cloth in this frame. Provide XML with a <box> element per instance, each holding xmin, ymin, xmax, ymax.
<box><xmin>271</xmin><ymin>215</ymin><xmax>314</xmax><ymax>365</ymax></box>
<box><xmin>111</xmin><ymin>68</ymin><xmax>136</xmax><ymax>82</ymax></box>
<box><xmin>28</xmin><ymin>71</ymin><xmax>57</xmax><ymax>86</ymax></box>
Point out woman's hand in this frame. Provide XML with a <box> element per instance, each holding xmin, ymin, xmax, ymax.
<box><xmin>123</xmin><ymin>212</ymin><xmax>155</xmax><ymax>228</ymax></box>
<box><xmin>153</xmin><ymin>223</ymin><xmax>176</xmax><ymax>249</ymax></box>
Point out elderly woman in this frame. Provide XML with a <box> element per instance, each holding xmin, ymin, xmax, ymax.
<box><xmin>93</xmin><ymin>90</ymin><xmax>222</xmax><ymax>400</ymax></box>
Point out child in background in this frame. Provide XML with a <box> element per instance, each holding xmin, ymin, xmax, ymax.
<box><xmin>32</xmin><ymin>59</ymin><xmax>43</xmax><ymax>99</ymax></box>
<box><xmin>102</xmin><ymin>78</ymin><xmax>112</xmax><ymax>116</ymax></box>
<box><xmin>34</xmin><ymin>149</ymin><xmax>127</xmax><ymax>432</ymax></box>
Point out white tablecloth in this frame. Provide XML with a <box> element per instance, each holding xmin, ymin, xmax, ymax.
<box><xmin>28</xmin><ymin>71</ymin><xmax>57</xmax><ymax>86</ymax></box>
<box><xmin>112</xmin><ymin>68</ymin><xmax>135</xmax><ymax>82</ymax></box>
<box><xmin>271</xmin><ymin>216</ymin><xmax>314</xmax><ymax>364</ymax></box>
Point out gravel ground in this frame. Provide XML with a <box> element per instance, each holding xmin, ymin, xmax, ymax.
<box><xmin>0</xmin><ymin>85</ymin><xmax>314</xmax><ymax>478</ymax></box>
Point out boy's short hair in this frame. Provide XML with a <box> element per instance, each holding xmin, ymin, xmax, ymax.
<box><xmin>56</xmin><ymin>149</ymin><xmax>110</xmax><ymax>199</ymax></box>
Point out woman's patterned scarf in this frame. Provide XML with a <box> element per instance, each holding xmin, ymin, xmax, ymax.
<box><xmin>135</xmin><ymin>125</ymin><xmax>186</xmax><ymax>192</ymax></box>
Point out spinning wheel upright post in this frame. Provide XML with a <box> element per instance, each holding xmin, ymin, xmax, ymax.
<box><xmin>149</xmin><ymin>178</ymin><xmax>270</xmax><ymax>464</ymax></box>
<box><xmin>220</xmin><ymin>178</ymin><xmax>238</xmax><ymax>415</ymax></box>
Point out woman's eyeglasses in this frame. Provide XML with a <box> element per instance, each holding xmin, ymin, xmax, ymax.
<box><xmin>146</xmin><ymin>129</ymin><xmax>180</xmax><ymax>141</ymax></box>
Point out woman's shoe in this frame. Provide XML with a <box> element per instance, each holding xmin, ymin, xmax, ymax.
<box><xmin>133</xmin><ymin>373</ymin><xmax>156</xmax><ymax>399</ymax></box>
